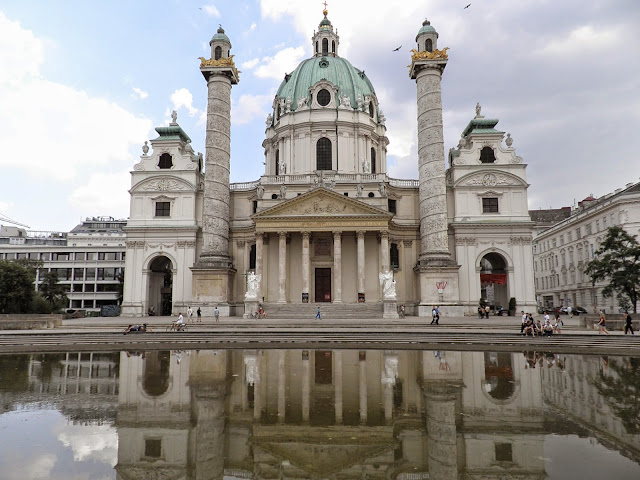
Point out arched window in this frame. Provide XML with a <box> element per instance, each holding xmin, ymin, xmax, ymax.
<box><xmin>277</xmin><ymin>104</ymin><xmax>281</xmax><ymax>119</ymax></box>
<box><xmin>332</xmin><ymin>40</ymin><xmax>335</xmax><ymax>53</ymax></box>
<box><xmin>275</xmin><ymin>149</ymin><xmax>280</xmax><ymax>176</ymax></box>
<box><xmin>214</xmin><ymin>46</ymin><xmax>222</xmax><ymax>60</ymax></box>
<box><xmin>390</xmin><ymin>243</ymin><xmax>399</xmax><ymax>269</ymax></box>
<box><xmin>158</xmin><ymin>153</ymin><xmax>173</xmax><ymax>169</ymax></box>
<box><xmin>271</xmin><ymin>193</ymin><xmax>278</xmax><ymax>200</ymax></box>
<box><xmin>368</xmin><ymin>192</ymin><xmax>375</xmax><ymax>198</ymax></box>
<box><xmin>322</xmin><ymin>38</ymin><xmax>328</xmax><ymax>56</ymax></box>
<box><xmin>480</xmin><ymin>146</ymin><xmax>496</xmax><ymax>163</ymax></box>
<box><xmin>316</xmin><ymin>138</ymin><xmax>332</xmax><ymax>170</ymax></box>
<box><xmin>315</xmin><ymin>41</ymin><xmax>318</xmax><ymax>54</ymax></box>
<box><xmin>425</xmin><ymin>39</ymin><xmax>433</xmax><ymax>52</ymax></box>
<box><xmin>368</xmin><ymin>102</ymin><xmax>374</xmax><ymax>118</ymax></box>
<box><xmin>142</xmin><ymin>351</ymin><xmax>171</xmax><ymax>397</ymax></box>
<box><xmin>371</xmin><ymin>147</ymin><xmax>377</xmax><ymax>174</ymax></box>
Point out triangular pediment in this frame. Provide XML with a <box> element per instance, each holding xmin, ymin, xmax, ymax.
<box><xmin>251</xmin><ymin>427</ymin><xmax>396</xmax><ymax>477</ymax></box>
<box><xmin>254</xmin><ymin>188</ymin><xmax>392</xmax><ymax>220</ymax></box>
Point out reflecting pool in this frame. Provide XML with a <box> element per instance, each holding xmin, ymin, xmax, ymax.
<box><xmin>1</xmin><ymin>349</ymin><xmax>639</xmax><ymax>479</ymax></box>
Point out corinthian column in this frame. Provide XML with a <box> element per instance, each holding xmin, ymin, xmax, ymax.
<box><xmin>278</xmin><ymin>232</ymin><xmax>287</xmax><ymax>303</ymax></box>
<box><xmin>357</xmin><ymin>231</ymin><xmax>365</xmax><ymax>299</ymax></box>
<box><xmin>302</xmin><ymin>232</ymin><xmax>310</xmax><ymax>302</ymax></box>
<box><xmin>333</xmin><ymin>231</ymin><xmax>342</xmax><ymax>303</ymax></box>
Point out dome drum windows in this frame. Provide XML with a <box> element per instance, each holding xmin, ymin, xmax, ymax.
<box><xmin>214</xmin><ymin>46</ymin><xmax>222</xmax><ymax>60</ymax></box>
<box><xmin>316</xmin><ymin>137</ymin><xmax>332</xmax><ymax>170</ymax></box>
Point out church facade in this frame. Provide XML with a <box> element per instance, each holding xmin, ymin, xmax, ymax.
<box><xmin>121</xmin><ymin>12</ymin><xmax>536</xmax><ymax>318</ymax></box>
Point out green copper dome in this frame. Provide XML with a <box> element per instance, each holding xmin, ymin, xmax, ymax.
<box><xmin>415</xmin><ymin>19</ymin><xmax>436</xmax><ymax>40</ymax></box>
<box><xmin>210</xmin><ymin>26</ymin><xmax>231</xmax><ymax>45</ymax></box>
<box><xmin>275</xmin><ymin>55</ymin><xmax>376</xmax><ymax>111</ymax></box>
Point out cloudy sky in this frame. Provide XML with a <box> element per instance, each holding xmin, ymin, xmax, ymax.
<box><xmin>0</xmin><ymin>0</ymin><xmax>639</xmax><ymax>231</ymax></box>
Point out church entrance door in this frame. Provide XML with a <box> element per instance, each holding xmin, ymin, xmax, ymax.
<box><xmin>315</xmin><ymin>268</ymin><xmax>332</xmax><ymax>302</ymax></box>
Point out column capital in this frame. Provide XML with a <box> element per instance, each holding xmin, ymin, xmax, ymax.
<box><xmin>379</xmin><ymin>231</ymin><xmax>389</xmax><ymax>239</ymax></box>
<box><xmin>356</xmin><ymin>230</ymin><xmax>366</xmax><ymax>239</ymax></box>
<box><xmin>236</xmin><ymin>240</ymin><xmax>245</xmax><ymax>248</ymax></box>
<box><xmin>278</xmin><ymin>231</ymin><xmax>288</xmax><ymax>238</ymax></box>
<box><xmin>333</xmin><ymin>231</ymin><xmax>342</xmax><ymax>238</ymax></box>
<box><xmin>301</xmin><ymin>231</ymin><xmax>311</xmax><ymax>239</ymax></box>
<box><xmin>255</xmin><ymin>232</ymin><xmax>264</xmax><ymax>242</ymax></box>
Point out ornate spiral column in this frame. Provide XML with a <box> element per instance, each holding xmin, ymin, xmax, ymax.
<box><xmin>409</xmin><ymin>21</ymin><xmax>461</xmax><ymax>316</ymax></box>
<box><xmin>192</xmin><ymin>29</ymin><xmax>240</xmax><ymax>314</ymax></box>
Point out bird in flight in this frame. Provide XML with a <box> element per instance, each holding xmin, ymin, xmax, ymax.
<box><xmin>464</xmin><ymin>3</ymin><xmax>471</xmax><ymax>8</ymax></box>
<box><xmin>392</xmin><ymin>45</ymin><xmax>402</xmax><ymax>52</ymax></box>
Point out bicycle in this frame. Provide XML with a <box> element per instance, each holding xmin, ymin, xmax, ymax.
<box><xmin>166</xmin><ymin>322</ymin><xmax>188</xmax><ymax>332</ymax></box>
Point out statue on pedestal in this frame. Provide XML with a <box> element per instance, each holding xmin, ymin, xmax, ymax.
<box><xmin>245</xmin><ymin>272</ymin><xmax>261</xmax><ymax>300</ymax></box>
<box><xmin>379</xmin><ymin>270</ymin><xmax>397</xmax><ymax>300</ymax></box>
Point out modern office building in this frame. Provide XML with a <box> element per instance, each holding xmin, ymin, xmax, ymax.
<box><xmin>0</xmin><ymin>216</ymin><xmax>126</xmax><ymax>313</ymax></box>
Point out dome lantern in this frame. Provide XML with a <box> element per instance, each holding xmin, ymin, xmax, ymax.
<box><xmin>311</xmin><ymin>6</ymin><xmax>339</xmax><ymax>57</ymax></box>
<box><xmin>415</xmin><ymin>18</ymin><xmax>438</xmax><ymax>53</ymax></box>
<box><xmin>210</xmin><ymin>25</ymin><xmax>232</xmax><ymax>61</ymax></box>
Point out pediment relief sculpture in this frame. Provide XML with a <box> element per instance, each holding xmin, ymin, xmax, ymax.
<box><xmin>457</xmin><ymin>172</ymin><xmax>526</xmax><ymax>188</ymax></box>
<box><xmin>133</xmin><ymin>177</ymin><xmax>195</xmax><ymax>193</ymax></box>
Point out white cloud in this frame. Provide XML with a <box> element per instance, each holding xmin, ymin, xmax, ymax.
<box><xmin>241</xmin><ymin>57</ymin><xmax>260</xmax><ymax>69</ymax></box>
<box><xmin>249</xmin><ymin>22</ymin><xmax>257</xmax><ymax>31</ymax></box>
<box><xmin>68</xmin><ymin>171</ymin><xmax>131</xmax><ymax>219</ymax></box>
<box><xmin>170</xmin><ymin>87</ymin><xmax>201</xmax><ymax>118</ymax></box>
<box><xmin>21</xmin><ymin>454</ymin><xmax>57</xmax><ymax>480</ymax></box>
<box><xmin>0</xmin><ymin>201</ymin><xmax>15</xmax><ymax>214</ymax></box>
<box><xmin>254</xmin><ymin>46</ymin><xmax>306</xmax><ymax>80</ymax></box>
<box><xmin>0</xmin><ymin>12</ymin><xmax>153</xmax><ymax>186</ymax></box>
<box><xmin>233</xmin><ymin>94</ymin><xmax>274</xmax><ymax>125</ymax></box>
<box><xmin>201</xmin><ymin>4</ymin><xmax>220</xmax><ymax>17</ymax></box>
<box><xmin>57</xmin><ymin>424</ymin><xmax>118</xmax><ymax>464</ymax></box>
<box><xmin>538</xmin><ymin>25</ymin><xmax>621</xmax><ymax>56</ymax></box>
<box><xmin>131</xmin><ymin>86</ymin><xmax>148</xmax><ymax>99</ymax></box>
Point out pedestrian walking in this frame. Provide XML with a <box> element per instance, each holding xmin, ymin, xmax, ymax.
<box><xmin>484</xmin><ymin>305</ymin><xmax>490</xmax><ymax>319</ymax></box>
<box><xmin>520</xmin><ymin>311</ymin><xmax>527</xmax><ymax>334</ymax></box>
<box><xmin>567</xmin><ymin>305</ymin><xmax>573</xmax><ymax>318</ymax></box>
<box><xmin>430</xmin><ymin>306</ymin><xmax>439</xmax><ymax>325</ymax></box>
<box><xmin>478</xmin><ymin>305</ymin><xmax>484</xmax><ymax>319</ymax></box>
<box><xmin>554</xmin><ymin>313</ymin><xmax>563</xmax><ymax>334</ymax></box>
<box><xmin>315</xmin><ymin>306</ymin><xmax>321</xmax><ymax>320</ymax></box>
<box><xmin>196</xmin><ymin>307</ymin><xmax>202</xmax><ymax>323</ymax></box>
<box><xmin>597</xmin><ymin>311</ymin><xmax>609</xmax><ymax>335</ymax></box>
<box><xmin>214</xmin><ymin>306</ymin><xmax>220</xmax><ymax>323</ymax></box>
<box><xmin>623</xmin><ymin>312</ymin><xmax>634</xmax><ymax>335</ymax></box>
<box><xmin>187</xmin><ymin>306</ymin><xmax>194</xmax><ymax>323</ymax></box>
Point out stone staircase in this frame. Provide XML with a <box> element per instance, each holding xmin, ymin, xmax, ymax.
<box><xmin>262</xmin><ymin>302</ymin><xmax>383</xmax><ymax>319</ymax></box>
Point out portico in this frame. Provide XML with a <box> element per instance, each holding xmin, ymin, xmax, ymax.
<box><xmin>250</xmin><ymin>188</ymin><xmax>393</xmax><ymax>304</ymax></box>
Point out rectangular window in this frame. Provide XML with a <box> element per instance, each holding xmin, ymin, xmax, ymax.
<box><xmin>73</xmin><ymin>269</ymin><xmax>84</xmax><ymax>280</ymax></box>
<box><xmin>252</xmin><ymin>200</ymin><xmax>257</xmax><ymax>214</ymax></box>
<box><xmin>145</xmin><ymin>439</ymin><xmax>162</xmax><ymax>458</ymax></box>
<box><xmin>388</xmin><ymin>199</ymin><xmax>397</xmax><ymax>215</ymax></box>
<box><xmin>51</xmin><ymin>252</ymin><xmax>71</xmax><ymax>261</ymax></box>
<box><xmin>482</xmin><ymin>197</ymin><xmax>499</xmax><ymax>213</ymax></box>
<box><xmin>86</xmin><ymin>252</ymin><xmax>96</xmax><ymax>261</ymax></box>
<box><xmin>72</xmin><ymin>284</ymin><xmax>83</xmax><ymax>292</ymax></box>
<box><xmin>84</xmin><ymin>283</ymin><xmax>95</xmax><ymax>292</ymax></box>
<box><xmin>495</xmin><ymin>443</ymin><xmax>513</xmax><ymax>462</ymax></box>
<box><xmin>98</xmin><ymin>252</ymin><xmax>118</xmax><ymax>261</ymax></box>
<box><xmin>83</xmin><ymin>299</ymin><xmax>95</xmax><ymax>308</ymax></box>
<box><xmin>75</xmin><ymin>252</ymin><xmax>85</xmax><ymax>261</ymax></box>
<box><xmin>40</xmin><ymin>252</ymin><xmax>50</xmax><ymax>261</ymax></box>
<box><xmin>576</xmin><ymin>227</ymin><xmax>581</xmax><ymax>239</ymax></box>
<box><xmin>85</xmin><ymin>268</ymin><xmax>96</xmax><ymax>280</ymax></box>
<box><xmin>155</xmin><ymin>201</ymin><xmax>170</xmax><ymax>217</ymax></box>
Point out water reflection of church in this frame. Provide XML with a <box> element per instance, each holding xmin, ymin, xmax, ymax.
<box><xmin>4</xmin><ymin>350</ymin><xmax>639</xmax><ymax>478</ymax></box>
<box><xmin>115</xmin><ymin>349</ymin><xmax>553</xmax><ymax>480</ymax></box>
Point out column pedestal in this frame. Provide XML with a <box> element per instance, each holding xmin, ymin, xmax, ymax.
<box><xmin>383</xmin><ymin>300</ymin><xmax>399</xmax><ymax>319</ymax></box>
<box><xmin>191</xmin><ymin>268</ymin><xmax>235</xmax><ymax>317</ymax></box>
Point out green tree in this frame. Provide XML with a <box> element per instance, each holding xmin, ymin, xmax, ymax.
<box><xmin>585</xmin><ymin>226</ymin><xmax>640</xmax><ymax>313</ymax></box>
<box><xmin>594</xmin><ymin>358</ymin><xmax>640</xmax><ymax>434</ymax></box>
<box><xmin>0</xmin><ymin>260</ymin><xmax>35</xmax><ymax>313</ymax></box>
<box><xmin>39</xmin><ymin>271</ymin><xmax>68</xmax><ymax>312</ymax></box>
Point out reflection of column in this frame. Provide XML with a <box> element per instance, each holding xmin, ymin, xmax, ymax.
<box><xmin>278</xmin><ymin>232</ymin><xmax>287</xmax><ymax>303</ymax></box>
<box><xmin>254</xmin><ymin>352</ymin><xmax>262</xmax><ymax>421</ymax></box>
<box><xmin>335</xmin><ymin>351</ymin><xmax>343</xmax><ymax>424</ymax></box>
<box><xmin>333</xmin><ymin>231</ymin><xmax>342</xmax><ymax>303</ymax></box>
<box><xmin>384</xmin><ymin>383</ymin><xmax>393</xmax><ymax>423</ymax></box>
<box><xmin>302</xmin><ymin>232</ymin><xmax>310</xmax><ymax>301</ymax></box>
<box><xmin>277</xmin><ymin>350</ymin><xmax>285</xmax><ymax>423</ymax></box>
<box><xmin>423</xmin><ymin>382</ymin><xmax>461</xmax><ymax>480</ymax></box>
<box><xmin>380</xmin><ymin>231</ymin><xmax>390</xmax><ymax>272</ymax></box>
<box><xmin>359</xmin><ymin>351</ymin><xmax>367</xmax><ymax>424</ymax></box>
<box><xmin>302</xmin><ymin>351</ymin><xmax>310</xmax><ymax>423</ymax></box>
<box><xmin>255</xmin><ymin>233</ymin><xmax>263</xmax><ymax>300</ymax></box>
<box><xmin>357</xmin><ymin>231</ymin><xmax>366</xmax><ymax>296</ymax></box>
